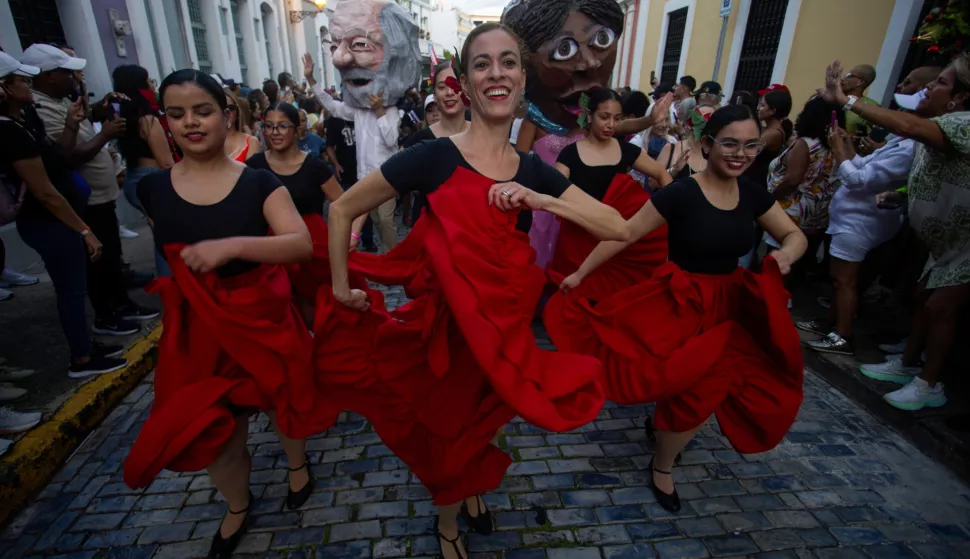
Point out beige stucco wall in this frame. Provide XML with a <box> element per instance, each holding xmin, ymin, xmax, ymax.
<box><xmin>636</xmin><ymin>0</ymin><xmax>896</xmax><ymax>112</ymax></box>
<box><xmin>783</xmin><ymin>0</ymin><xmax>895</xmax><ymax>112</ymax></box>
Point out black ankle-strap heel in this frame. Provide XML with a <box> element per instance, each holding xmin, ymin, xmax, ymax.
<box><xmin>207</xmin><ymin>492</ymin><xmax>252</xmax><ymax>559</ymax></box>
<box><xmin>461</xmin><ymin>495</ymin><xmax>493</xmax><ymax>535</ymax></box>
<box><xmin>437</xmin><ymin>524</ymin><xmax>467</xmax><ymax>559</ymax></box>
<box><xmin>286</xmin><ymin>455</ymin><xmax>315</xmax><ymax>510</ymax></box>
<box><xmin>649</xmin><ymin>458</ymin><xmax>682</xmax><ymax>513</ymax></box>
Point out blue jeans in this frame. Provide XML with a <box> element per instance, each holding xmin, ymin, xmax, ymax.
<box><xmin>124</xmin><ymin>167</ymin><xmax>171</xmax><ymax>277</ymax></box>
<box><xmin>17</xmin><ymin>219</ymin><xmax>92</xmax><ymax>360</ymax></box>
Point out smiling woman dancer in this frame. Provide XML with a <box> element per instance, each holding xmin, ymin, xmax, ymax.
<box><xmin>246</xmin><ymin>101</ymin><xmax>363</xmax><ymax>324</ymax></box>
<box><xmin>548</xmin><ymin>105</ymin><xmax>808</xmax><ymax>513</ymax></box>
<box><xmin>320</xmin><ymin>23</ymin><xmax>630</xmax><ymax>559</ymax></box>
<box><xmin>121</xmin><ymin>71</ymin><xmax>333</xmax><ymax>559</ymax></box>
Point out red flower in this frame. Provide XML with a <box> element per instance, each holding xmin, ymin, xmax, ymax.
<box><xmin>444</xmin><ymin>76</ymin><xmax>471</xmax><ymax>108</ymax></box>
<box><xmin>928</xmin><ymin>45</ymin><xmax>941</xmax><ymax>52</ymax></box>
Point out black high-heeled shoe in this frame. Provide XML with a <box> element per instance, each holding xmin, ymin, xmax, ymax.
<box><xmin>437</xmin><ymin>517</ymin><xmax>468</xmax><ymax>559</ymax></box>
<box><xmin>461</xmin><ymin>495</ymin><xmax>493</xmax><ymax>535</ymax></box>
<box><xmin>286</xmin><ymin>455</ymin><xmax>314</xmax><ymax>510</ymax></box>
<box><xmin>649</xmin><ymin>459</ymin><xmax>681</xmax><ymax>513</ymax></box>
<box><xmin>208</xmin><ymin>492</ymin><xmax>252</xmax><ymax>559</ymax></box>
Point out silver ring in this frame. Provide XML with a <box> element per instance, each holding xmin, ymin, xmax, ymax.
<box><xmin>502</xmin><ymin>190</ymin><xmax>511</xmax><ymax>197</ymax></box>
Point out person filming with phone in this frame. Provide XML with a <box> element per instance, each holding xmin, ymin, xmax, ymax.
<box><xmin>818</xmin><ymin>55</ymin><xmax>970</xmax><ymax>412</ymax></box>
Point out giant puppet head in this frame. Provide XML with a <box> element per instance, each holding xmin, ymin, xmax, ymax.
<box><xmin>326</xmin><ymin>0</ymin><xmax>421</xmax><ymax>109</ymax></box>
<box><xmin>502</xmin><ymin>0</ymin><xmax>624</xmax><ymax>133</ymax></box>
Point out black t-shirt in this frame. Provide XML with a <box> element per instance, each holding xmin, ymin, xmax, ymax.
<box><xmin>651</xmin><ymin>177</ymin><xmax>775</xmax><ymax>275</ymax></box>
<box><xmin>556</xmin><ymin>140</ymin><xmax>642</xmax><ymax>201</ymax></box>
<box><xmin>381</xmin><ymin>138</ymin><xmax>571</xmax><ymax>233</ymax></box>
<box><xmin>137</xmin><ymin>167</ymin><xmax>282</xmax><ymax>277</ymax></box>
<box><xmin>0</xmin><ymin>111</ymin><xmax>84</xmax><ymax>223</ymax></box>
<box><xmin>325</xmin><ymin>117</ymin><xmax>356</xmax><ymax>184</ymax></box>
<box><xmin>402</xmin><ymin>126</ymin><xmax>436</xmax><ymax>149</ymax></box>
<box><xmin>246</xmin><ymin>152</ymin><xmax>333</xmax><ymax>215</ymax></box>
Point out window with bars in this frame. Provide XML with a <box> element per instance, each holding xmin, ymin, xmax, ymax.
<box><xmin>230</xmin><ymin>0</ymin><xmax>247</xmax><ymax>72</ymax></box>
<box><xmin>8</xmin><ymin>0</ymin><xmax>67</xmax><ymax>49</ymax></box>
<box><xmin>659</xmin><ymin>8</ymin><xmax>688</xmax><ymax>85</ymax></box>
<box><xmin>733</xmin><ymin>0</ymin><xmax>789</xmax><ymax>94</ymax></box>
<box><xmin>187</xmin><ymin>0</ymin><xmax>213</xmax><ymax>74</ymax></box>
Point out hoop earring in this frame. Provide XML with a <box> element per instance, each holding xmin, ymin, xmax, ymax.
<box><xmin>947</xmin><ymin>101</ymin><xmax>957</xmax><ymax>111</ymax></box>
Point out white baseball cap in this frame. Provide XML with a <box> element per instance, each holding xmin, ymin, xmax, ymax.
<box><xmin>894</xmin><ymin>89</ymin><xmax>927</xmax><ymax>111</ymax></box>
<box><xmin>20</xmin><ymin>43</ymin><xmax>86</xmax><ymax>72</ymax></box>
<box><xmin>424</xmin><ymin>95</ymin><xmax>437</xmax><ymax>110</ymax></box>
<box><xmin>0</xmin><ymin>51</ymin><xmax>40</xmax><ymax>79</ymax></box>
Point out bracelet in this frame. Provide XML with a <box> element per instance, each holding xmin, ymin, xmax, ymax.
<box><xmin>350</xmin><ymin>232</ymin><xmax>360</xmax><ymax>241</ymax></box>
<box><xmin>80</xmin><ymin>227</ymin><xmax>92</xmax><ymax>237</ymax></box>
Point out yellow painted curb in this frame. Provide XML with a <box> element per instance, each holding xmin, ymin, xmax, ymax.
<box><xmin>0</xmin><ymin>325</ymin><xmax>161</xmax><ymax>527</ymax></box>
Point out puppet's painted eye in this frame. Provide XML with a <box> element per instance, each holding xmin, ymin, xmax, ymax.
<box><xmin>552</xmin><ymin>39</ymin><xmax>579</xmax><ymax>61</ymax></box>
<box><xmin>591</xmin><ymin>28</ymin><xmax>616</xmax><ymax>49</ymax></box>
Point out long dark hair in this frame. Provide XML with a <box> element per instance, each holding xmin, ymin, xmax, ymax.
<box><xmin>265</xmin><ymin>101</ymin><xmax>300</xmax><ymax>127</ymax></box>
<box><xmin>762</xmin><ymin>89</ymin><xmax>794</xmax><ymax>140</ymax></box>
<box><xmin>112</xmin><ymin>65</ymin><xmax>158</xmax><ymax>165</ymax></box>
<box><xmin>586</xmin><ymin>87</ymin><xmax>622</xmax><ymax>115</ymax></box>
<box><xmin>159</xmin><ymin>69</ymin><xmax>228</xmax><ymax>111</ymax></box>
<box><xmin>794</xmin><ymin>96</ymin><xmax>843</xmax><ymax>149</ymax></box>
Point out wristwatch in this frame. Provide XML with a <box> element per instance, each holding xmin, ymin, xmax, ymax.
<box><xmin>80</xmin><ymin>228</ymin><xmax>92</xmax><ymax>237</ymax></box>
<box><xmin>843</xmin><ymin>95</ymin><xmax>859</xmax><ymax>112</ymax></box>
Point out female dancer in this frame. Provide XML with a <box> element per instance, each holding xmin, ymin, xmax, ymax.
<box><xmin>121</xmin><ymin>71</ymin><xmax>329</xmax><ymax>559</ymax></box>
<box><xmin>246</xmin><ymin>101</ymin><xmax>362</xmax><ymax>322</ymax></box>
<box><xmin>224</xmin><ymin>88</ymin><xmax>259</xmax><ymax>162</ymax></box>
<box><xmin>502</xmin><ymin>0</ymin><xmax>672</xmax><ymax>270</ymax></box>
<box><xmin>322</xmin><ymin>23</ymin><xmax>630</xmax><ymax>559</ymax></box>
<box><xmin>551</xmin><ymin>106</ymin><xmax>808</xmax><ymax>512</ymax></box>
<box><xmin>544</xmin><ymin>87</ymin><xmax>672</xmax><ymax>302</ymax></box>
<box><xmin>401</xmin><ymin>61</ymin><xmax>472</xmax><ymax>223</ymax></box>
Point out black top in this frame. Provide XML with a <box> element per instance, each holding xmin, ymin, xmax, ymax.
<box><xmin>651</xmin><ymin>177</ymin><xmax>775</xmax><ymax>275</ymax></box>
<box><xmin>556</xmin><ymin>140</ymin><xmax>641</xmax><ymax>201</ymax></box>
<box><xmin>402</xmin><ymin>126</ymin><xmax>436</xmax><ymax>149</ymax></box>
<box><xmin>137</xmin><ymin>167</ymin><xmax>283</xmax><ymax>277</ymax></box>
<box><xmin>325</xmin><ymin>117</ymin><xmax>356</xmax><ymax>184</ymax></box>
<box><xmin>246</xmin><ymin>152</ymin><xmax>333</xmax><ymax>215</ymax></box>
<box><xmin>0</xmin><ymin>109</ymin><xmax>85</xmax><ymax>223</ymax></box>
<box><xmin>381</xmin><ymin>138</ymin><xmax>571</xmax><ymax>233</ymax></box>
<box><xmin>742</xmin><ymin>144</ymin><xmax>783</xmax><ymax>189</ymax></box>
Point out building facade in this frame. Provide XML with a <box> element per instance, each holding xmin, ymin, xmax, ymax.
<box><xmin>0</xmin><ymin>0</ymin><xmax>337</xmax><ymax>98</ymax></box>
<box><xmin>635</xmin><ymin>0</ymin><xmax>931</xmax><ymax>111</ymax></box>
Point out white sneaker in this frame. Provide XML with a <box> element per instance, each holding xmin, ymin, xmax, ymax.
<box><xmin>0</xmin><ymin>438</ymin><xmax>11</xmax><ymax>456</ymax></box>
<box><xmin>884</xmin><ymin>377</ymin><xmax>947</xmax><ymax>411</ymax></box>
<box><xmin>119</xmin><ymin>225</ymin><xmax>140</xmax><ymax>239</ymax></box>
<box><xmin>0</xmin><ymin>288</ymin><xmax>12</xmax><ymax>302</ymax></box>
<box><xmin>0</xmin><ymin>367</ymin><xmax>35</xmax><ymax>382</ymax></box>
<box><xmin>860</xmin><ymin>355</ymin><xmax>921</xmax><ymax>384</ymax></box>
<box><xmin>0</xmin><ymin>406</ymin><xmax>42</xmax><ymax>434</ymax></box>
<box><xmin>0</xmin><ymin>383</ymin><xmax>26</xmax><ymax>402</ymax></box>
<box><xmin>0</xmin><ymin>269</ymin><xmax>39</xmax><ymax>286</ymax></box>
<box><xmin>878</xmin><ymin>338</ymin><xmax>908</xmax><ymax>354</ymax></box>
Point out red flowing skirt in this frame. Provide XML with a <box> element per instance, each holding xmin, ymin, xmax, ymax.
<box><xmin>544</xmin><ymin>258</ymin><xmax>803</xmax><ymax>454</ymax></box>
<box><xmin>313</xmin><ymin>167</ymin><xmax>606</xmax><ymax>504</ymax></box>
<box><xmin>545</xmin><ymin>173</ymin><xmax>667</xmax><ymax>298</ymax></box>
<box><xmin>123</xmin><ymin>247</ymin><xmax>337</xmax><ymax>489</ymax></box>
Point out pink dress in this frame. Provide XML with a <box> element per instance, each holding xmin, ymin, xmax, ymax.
<box><xmin>530</xmin><ymin>133</ymin><xmax>586</xmax><ymax>269</ymax></box>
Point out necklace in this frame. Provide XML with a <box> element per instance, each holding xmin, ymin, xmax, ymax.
<box><xmin>526</xmin><ymin>100</ymin><xmax>570</xmax><ymax>137</ymax></box>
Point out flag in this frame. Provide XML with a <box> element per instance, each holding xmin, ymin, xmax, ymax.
<box><xmin>430</xmin><ymin>44</ymin><xmax>439</xmax><ymax>81</ymax></box>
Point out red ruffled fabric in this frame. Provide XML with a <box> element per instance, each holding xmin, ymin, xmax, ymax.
<box><xmin>313</xmin><ymin>167</ymin><xmax>606</xmax><ymax>504</ymax></box>
<box><xmin>544</xmin><ymin>257</ymin><xmax>803</xmax><ymax>454</ymax></box>
<box><xmin>123</xmin><ymin>247</ymin><xmax>337</xmax><ymax>489</ymax></box>
<box><xmin>546</xmin><ymin>174</ymin><xmax>667</xmax><ymax>295</ymax></box>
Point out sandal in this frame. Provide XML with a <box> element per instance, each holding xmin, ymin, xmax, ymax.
<box><xmin>461</xmin><ymin>494</ymin><xmax>493</xmax><ymax>535</ymax></box>
<box><xmin>648</xmin><ymin>458</ymin><xmax>681</xmax><ymax>513</ymax></box>
<box><xmin>207</xmin><ymin>492</ymin><xmax>253</xmax><ymax>559</ymax></box>
<box><xmin>286</xmin><ymin>455</ymin><xmax>315</xmax><ymax>510</ymax></box>
<box><xmin>437</xmin><ymin>517</ymin><xmax>468</xmax><ymax>559</ymax></box>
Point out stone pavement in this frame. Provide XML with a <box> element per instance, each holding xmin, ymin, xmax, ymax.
<box><xmin>3</xmin><ymin>285</ymin><xmax>970</xmax><ymax>559</ymax></box>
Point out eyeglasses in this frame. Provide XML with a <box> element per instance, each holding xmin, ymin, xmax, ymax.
<box><xmin>264</xmin><ymin>123</ymin><xmax>295</xmax><ymax>133</ymax></box>
<box><xmin>843</xmin><ymin>73</ymin><xmax>860</xmax><ymax>80</ymax></box>
<box><xmin>707</xmin><ymin>136</ymin><xmax>766</xmax><ymax>155</ymax></box>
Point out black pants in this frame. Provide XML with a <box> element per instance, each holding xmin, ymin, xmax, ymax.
<box><xmin>86</xmin><ymin>201</ymin><xmax>131</xmax><ymax>320</ymax></box>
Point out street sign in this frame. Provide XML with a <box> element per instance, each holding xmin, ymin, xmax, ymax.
<box><xmin>720</xmin><ymin>0</ymin><xmax>732</xmax><ymax>17</ymax></box>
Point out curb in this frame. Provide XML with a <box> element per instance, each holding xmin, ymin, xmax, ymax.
<box><xmin>0</xmin><ymin>325</ymin><xmax>161</xmax><ymax>527</ymax></box>
<box><xmin>804</xmin><ymin>346</ymin><xmax>970</xmax><ymax>484</ymax></box>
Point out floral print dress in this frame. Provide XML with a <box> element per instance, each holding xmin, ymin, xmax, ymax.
<box><xmin>766</xmin><ymin>136</ymin><xmax>841</xmax><ymax>236</ymax></box>
<box><xmin>908</xmin><ymin>112</ymin><xmax>970</xmax><ymax>288</ymax></box>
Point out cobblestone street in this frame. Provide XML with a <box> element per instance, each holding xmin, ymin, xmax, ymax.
<box><xmin>3</xmin><ymin>288</ymin><xmax>970</xmax><ymax>559</ymax></box>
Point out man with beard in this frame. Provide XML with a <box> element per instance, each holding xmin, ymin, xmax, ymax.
<box><xmin>304</xmin><ymin>0</ymin><xmax>420</xmax><ymax>253</ymax></box>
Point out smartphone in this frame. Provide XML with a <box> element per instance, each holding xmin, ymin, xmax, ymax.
<box><xmin>830</xmin><ymin>110</ymin><xmax>838</xmax><ymax>131</ymax></box>
<box><xmin>855</xmin><ymin>123</ymin><xmax>869</xmax><ymax>137</ymax></box>
<box><xmin>870</xmin><ymin>126</ymin><xmax>890</xmax><ymax>142</ymax></box>
<box><xmin>110</xmin><ymin>102</ymin><xmax>121</xmax><ymax>114</ymax></box>
<box><xmin>877</xmin><ymin>200</ymin><xmax>902</xmax><ymax>210</ymax></box>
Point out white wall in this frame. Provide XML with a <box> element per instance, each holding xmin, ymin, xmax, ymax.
<box><xmin>55</xmin><ymin>0</ymin><xmax>113</xmax><ymax>96</ymax></box>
